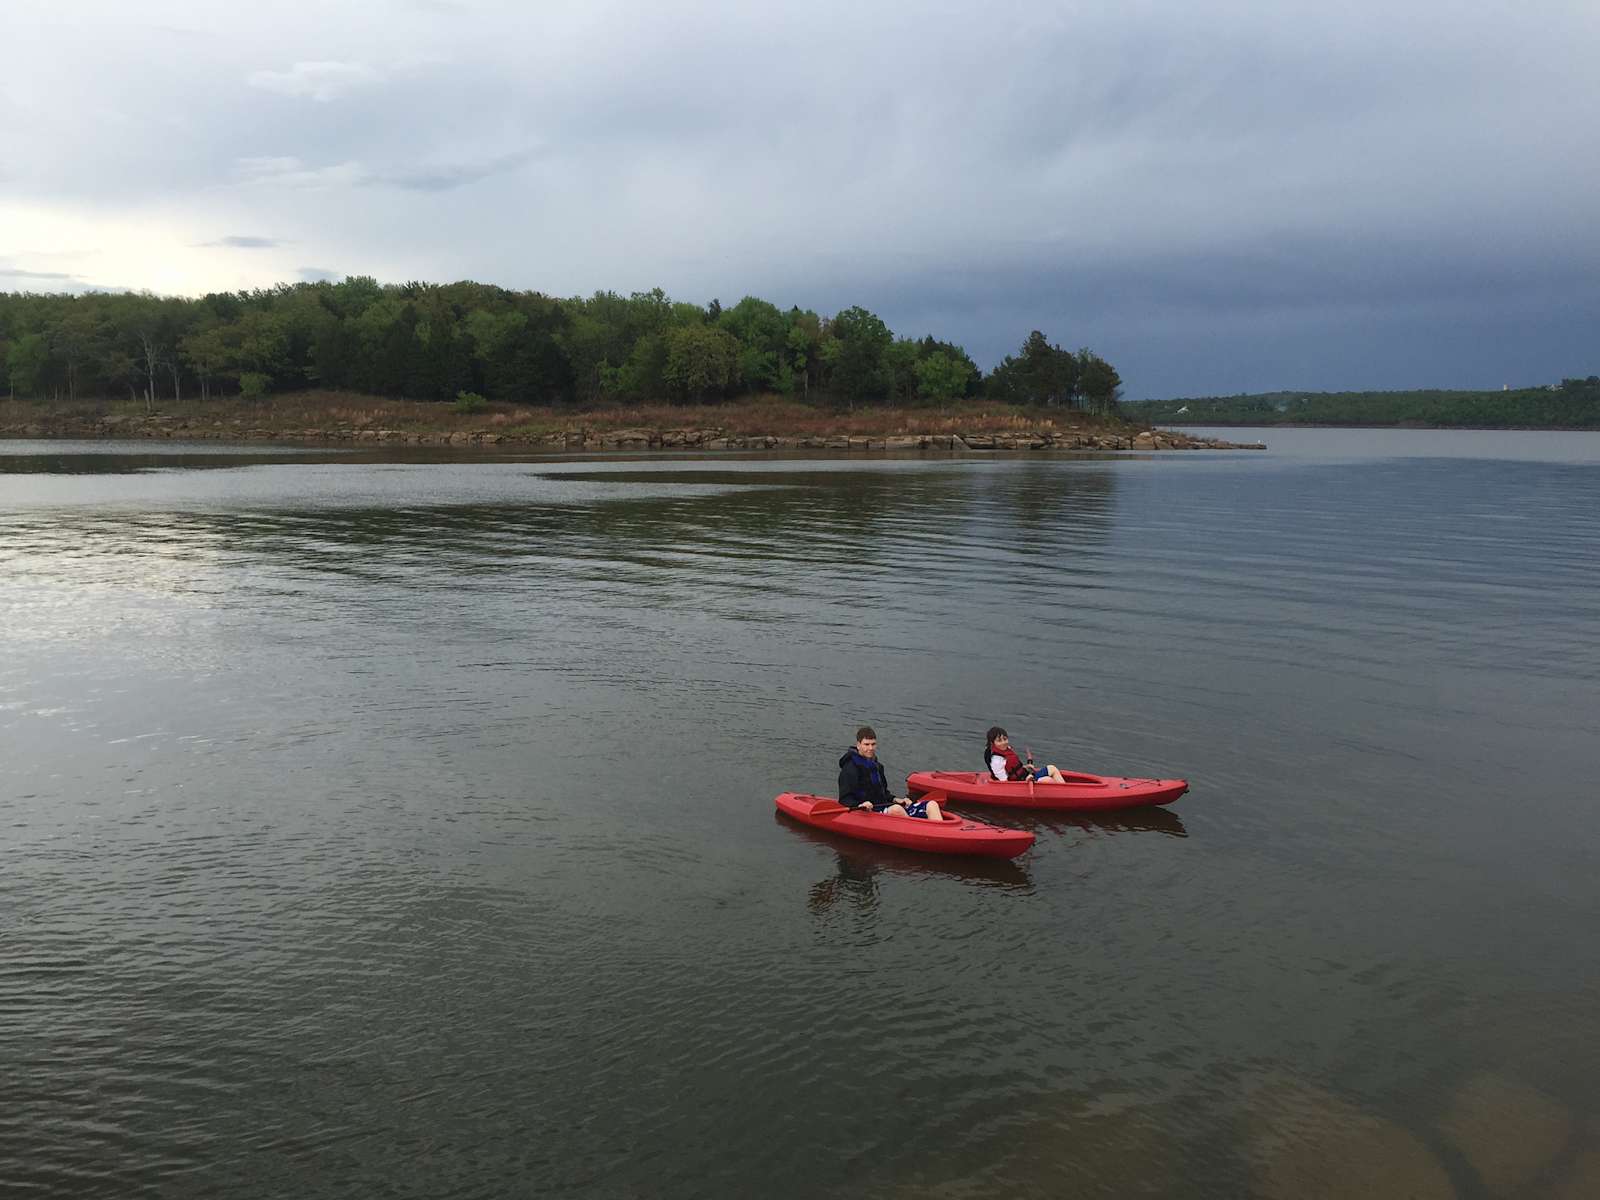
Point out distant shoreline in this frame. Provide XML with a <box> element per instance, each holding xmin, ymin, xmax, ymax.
<box><xmin>0</xmin><ymin>394</ymin><xmax>1266</xmax><ymax>452</ymax></box>
<box><xmin>1124</xmin><ymin>381</ymin><xmax>1600</xmax><ymax>430</ymax></box>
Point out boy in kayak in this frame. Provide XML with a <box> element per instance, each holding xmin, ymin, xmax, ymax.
<box><xmin>984</xmin><ymin>726</ymin><xmax>1068</xmax><ymax>785</ymax></box>
<box><xmin>839</xmin><ymin>727</ymin><xmax>943</xmax><ymax>819</ymax></box>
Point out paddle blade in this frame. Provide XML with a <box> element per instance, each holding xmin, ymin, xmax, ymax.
<box><xmin>807</xmin><ymin>798</ymin><xmax>849</xmax><ymax>817</ymax></box>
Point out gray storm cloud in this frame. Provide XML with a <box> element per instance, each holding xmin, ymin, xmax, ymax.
<box><xmin>3</xmin><ymin>0</ymin><xmax>1596</xmax><ymax>395</ymax></box>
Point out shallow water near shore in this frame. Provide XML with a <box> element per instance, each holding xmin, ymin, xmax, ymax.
<box><xmin>3</xmin><ymin>429</ymin><xmax>1598</xmax><ymax>1197</ymax></box>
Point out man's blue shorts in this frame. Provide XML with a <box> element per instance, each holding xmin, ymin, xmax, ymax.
<box><xmin>872</xmin><ymin>800</ymin><xmax>930</xmax><ymax>818</ymax></box>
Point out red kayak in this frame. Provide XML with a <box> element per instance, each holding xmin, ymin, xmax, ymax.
<box><xmin>774</xmin><ymin>793</ymin><xmax>1034</xmax><ymax>859</ymax></box>
<box><xmin>905</xmin><ymin>770</ymin><xmax>1188</xmax><ymax>812</ymax></box>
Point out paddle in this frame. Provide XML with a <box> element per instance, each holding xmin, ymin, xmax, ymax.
<box><xmin>1026</xmin><ymin>745</ymin><xmax>1035</xmax><ymax>800</ymax></box>
<box><xmin>807</xmin><ymin>798</ymin><xmax>851</xmax><ymax>818</ymax></box>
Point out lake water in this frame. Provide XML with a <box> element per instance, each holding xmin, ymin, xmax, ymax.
<box><xmin>3</xmin><ymin>429</ymin><xmax>1598</xmax><ymax>1197</ymax></box>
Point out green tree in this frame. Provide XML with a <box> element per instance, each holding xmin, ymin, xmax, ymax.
<box><xmin>6</xmin><ymin>333</ymin><xmax>50</xmax><ymax>399</ymax></box>
<box><xmin>236</xmin><ymin>310</ymin><xmax>290</xmax><ymax>378</ymax></box>
<box><xmin>663</xmin><ymin>325</ymin><xmax>740</xmax><ymax>402</ymax></box>
<box><xmin>987</xmin><ymin>330</ymin><xmax>1082</xmax><ymax>407</ymax></box>
<box><xmin>464</xmin><ymin>307</ymin><xmax>529</xmax><ymax>400</ymax></box>
<box><xmin>784</xmin><ymin>310</ymin><xmax>822</xmax><ymax>399</ymax></box>
<box><xmin>882</xmin><ymin>338</ymin><xmax>921</xmax><ymax>405</ymax></box>
<box><xmin>615</xmin><ymin>333</ymin><xmax>669</xmax><ymax>400</ymax></box>
<box><xmin>1077</xmin><ymin>350</ymin><xmax>1122</xmax><ymax>414</ymax></box>
<box><xmin>718</xmin><ymin>296</ymin><xmax>786</xmax><ymax>392</ymax></box>
<box><xmin>52</xmin><ymin>303</ymin><xmax>109</xmax><ymax>403</ymax></box>
<box><xmin>180</xmin><ymin>323</ymin><xmax>232</xmax><ymax>401</ymax></box>
<box><xmin>826</xmin><ymin>305</ymin><xmax>891</xmax><ymax>405</ymax></box>
<box><xmin>917</xmin><ymin>336</ymin><xmax>980</xmax><ymax>398</ymax></box>
<box><xmin>915</xmin><ymin>350</ymin><xmax>975</xmax><ymax>403</ymax></box>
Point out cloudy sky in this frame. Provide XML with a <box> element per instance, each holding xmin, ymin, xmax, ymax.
<box><xmin>3</xmin><ymin>0</ymin><xmax>1596</xmax><ymax>397</ymax></box>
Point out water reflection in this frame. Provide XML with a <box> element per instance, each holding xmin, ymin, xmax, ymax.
<box><xmin>998</xmin><ymin>806</ymin><xmax>1189</xmax><ymax>839</ymax></box>
<box><xmin>0</xmin><ymin>450</ymin><xmax>334</xmax><ymax>474</ymax></box>
<box><xmin>778</xmin><ymin>816</ymin><xmax>1033</xmax><ymax>911</ymax></box>
<box><xmin>154</xmin><ymin>462</ymin><xmax>1122</xmax><ymax>573</ymax></box>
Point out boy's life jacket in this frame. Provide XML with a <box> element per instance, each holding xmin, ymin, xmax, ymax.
<box><xmin>838</xmin><ymin>748</ymin><xmax>893</xmax><ymax>808</ymax></box>
<box><xmin>985</xmin><ymin>742</ymin><xmax>1031</xmax><ymax>781</ymax></box>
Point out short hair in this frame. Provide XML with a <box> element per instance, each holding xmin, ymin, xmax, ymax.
<box><xmin>985</xmin><ymin>725</ymin><xmax>1008</xmax><ymax>746</ymax></box>
<box><xmin>855</xmin><ymin>725</ymin><xmax>877</xmax><ymax>742</ymax></box>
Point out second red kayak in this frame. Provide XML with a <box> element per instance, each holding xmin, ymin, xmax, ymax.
<box><xmin>905</xmin><ymin>770</ymin><xmax>1188</xmax><ymax>811</ymax></box>
<box><xmin>774</xmin><ymin>792</ymin><xmax>1034</xmax><ymax>859</ymax></box>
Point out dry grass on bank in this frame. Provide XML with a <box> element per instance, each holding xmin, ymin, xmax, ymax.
<box><xmin>2</xmin><ymin>390</ymin><xmax>1133</xmax><ymax>436</ymax></box>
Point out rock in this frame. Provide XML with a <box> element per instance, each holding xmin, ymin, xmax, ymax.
<box><xmin>884</xmin><ymin>435</ymin><xmax>923</xmax><ymax>450</ymax></box>
<box><xmin>1245</xmin><ymin>1077</ymin><xmax>1455</xmax><ymax>1199</ymax></box>
<box><xmin>1437</xmin><ymin>1073</ymin><xmax>1572</xmax><ymax>1196</ymax></box>
<box><xmin>963</xmin><ymin>434</ymin><xmax>996</xmax><ymax>449</ymax></box>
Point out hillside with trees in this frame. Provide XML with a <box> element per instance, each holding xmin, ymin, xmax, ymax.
<box><xmin>1126</xmin><ymin>384</ymin><xmax>1600</xmax><ymax>429</ymax></box>
<box><xmin>0</xmin><ymin>279</ymin><xmax>1121</xmax><ymax>415</ymax></box>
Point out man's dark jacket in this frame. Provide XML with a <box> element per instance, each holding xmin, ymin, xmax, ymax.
<box><xmin>838</xmin><ymin>749</ymin><xmax>893</xmax><ymax>809</ymax></box>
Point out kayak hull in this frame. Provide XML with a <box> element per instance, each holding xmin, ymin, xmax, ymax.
<box><xmin>905</xmin><ymin>770</ymin><xmax>1188</xmax><ymax>812</ymax></box>
<box><xmin>774</xmin><ymin>792</ymin><xmax>1034</xmax><ymax>859</ymax></box>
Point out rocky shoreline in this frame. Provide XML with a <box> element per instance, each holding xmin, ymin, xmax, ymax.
<box><xmin>2</xmin><ymin>413</ymin><xmax>1265</xmax><ymax>452</ymax></box>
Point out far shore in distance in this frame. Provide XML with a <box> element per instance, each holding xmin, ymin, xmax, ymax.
<box><xmin>0</xmin><ymin>392</ymin><xmax>1265</xmax><ymax>452</ymax></box>
<box><xmin>1124</xmin><ymin>380</ymin><xmax>1600</xmax><ymax>430</ymax></box>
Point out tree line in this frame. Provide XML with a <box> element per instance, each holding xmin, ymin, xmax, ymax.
<box><xmin>1124</xmin><ymin>383</ymin><xmax>1600</xmax><ymax>429</ymax></box>
<box><xmin>0</xmin><ymin>279</ymin><xmax>1122</xmax><ymax>412</ymax></box>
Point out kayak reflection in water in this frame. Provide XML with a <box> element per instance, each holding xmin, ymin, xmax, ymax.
<box><xmin>838</xmin><ymin>726</ymin><xmax>943</xmax><ymax>820</ymax></box>
<box><xmin>985</xmin><ymin>726</ymin><xmax>1068</xmax><ymax>785</ymax></box>
<box><xmin>807</xmin><ymin>852</ymin><xmax>881</xmax><ymax>914</ymax></box>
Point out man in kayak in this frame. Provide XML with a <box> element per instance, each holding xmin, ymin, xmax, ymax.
<box><xmin>984</xmin><ymin>726</ymin><xmax>1068</xmax><ymax>785</ymax></box>
<box><xmin>839</xmin><ymin>727</ymin><xmax>943</xmax><ymax>819</ymax></box>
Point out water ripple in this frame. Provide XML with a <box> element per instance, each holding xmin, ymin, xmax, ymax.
<box><xmin>3</xmin><ymin>439</ymin><xmax>1600</xmax><ymax>1196</ymax></box>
